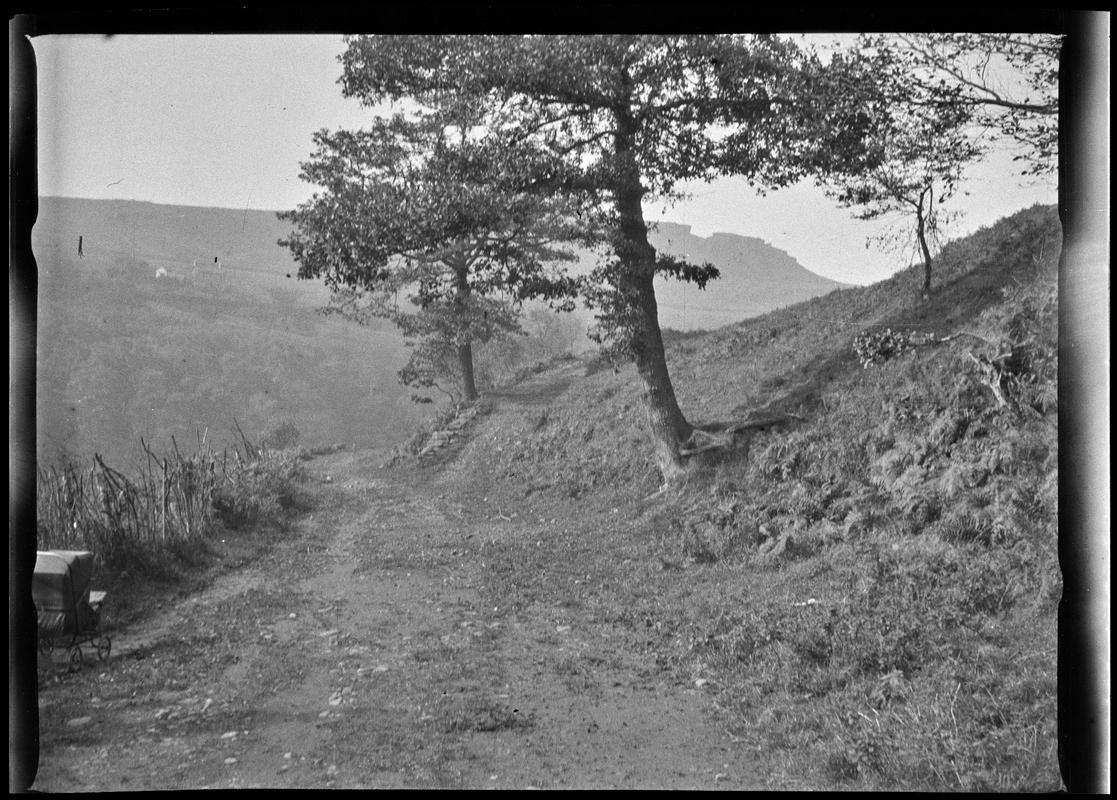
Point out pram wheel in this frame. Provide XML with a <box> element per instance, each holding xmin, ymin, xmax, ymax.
<box><xmin>67</xmin><ymin>645</ymin><xmax>83</xmax><ymax>673</ymax></box>
<box><xmin>96</xmin><ymin>636</ymin><xmax>112</xmax><ymax>662</ymax></box>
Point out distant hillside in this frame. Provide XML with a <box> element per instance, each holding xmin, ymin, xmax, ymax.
<box><xmin>648</xmin><ymin>222</ymin><xmax>849</xmax><ymax>330</ymax></box>
<box><xmin>34</xmin><ymin>195</ymin><xmax>300</xmax><ymax>280</ymax></box>
<box><xmin>34</xmin><ymin>197</ymin><xmax>846</xmax><ymax>332</ymax></box>
<box><xmin>32</xmin><ymin>197</ymin><xmax>430</xmax><ymax>469</ymax></box>
<box><xmin>553</xmin><ymin>219</ymin><xmax>849</xmax><ymax>332</ymax></box>
<box><xmin>30</xmin><ymin>196</ymin><xmax>584</xmax><ymax>469</ymax></box>
<box><xmin>30</xmin><ymin>196</ymin><xmax>851</xmax><ymax>467</ymax></box>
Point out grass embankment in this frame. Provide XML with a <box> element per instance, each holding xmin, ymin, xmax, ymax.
<box><xmin>465</xmin><ymin>205</ymin><xmax>1062</xmax><ymax>791</ymax></box>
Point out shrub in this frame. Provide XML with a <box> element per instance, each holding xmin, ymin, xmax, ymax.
<box><xmin>853</xmin><ymin>328</ymin><xmax>916</xmax><ymax>367</ymax></box>
<box><xmin>212</xmin><ymin>451</ymin><xmax>313</xmax><ymax>530</ymax></box>
<box><xmin>261</xmin><ymin>420</ymin><xmax>301</xmax><ymax>451</ymax></box>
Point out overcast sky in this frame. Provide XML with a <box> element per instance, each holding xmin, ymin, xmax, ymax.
<box><xmin>30</xmin><ymin>34</ymin><xmax>1058</xmax><ymax>286</ymax></box>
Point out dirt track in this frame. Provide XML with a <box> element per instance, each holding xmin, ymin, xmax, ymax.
<box><xmin>32</xmin><ymin>363</ymin><xmax>760</xmax><ymax>790</ymax></box>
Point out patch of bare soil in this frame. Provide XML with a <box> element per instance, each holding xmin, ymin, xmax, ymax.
<box><xmin>31</xmin><ymin>362</ymin><xmax>762</xmax><ymax>790</ymax></box>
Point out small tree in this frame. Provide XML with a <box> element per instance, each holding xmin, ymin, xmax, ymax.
<box><xmin>280</xmin><ymin>110</ymin><xmax>590</xmax><ymax>403</ymax></box>
<box><xmin>815</xmin><ymin>91</ymin><xmax>980</xmax><ymax>298</ymax></box>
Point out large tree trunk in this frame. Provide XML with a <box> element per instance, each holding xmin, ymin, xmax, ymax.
<box><xmin>452</xmin><ymin>259</ymin><xmax>479</xmax><ymax>402</ymax></box>
<box><xmin>612</xmin><ymin>114</ymin><xmax>694</xmax><ymax>482</ymax></box>
<box><xmin>458</xmin><ymin>340</ymin><xmax>478</xmax><ymax>402</ymax></box>
<box><xmin>629</xmin><ymin>269</ymin><xmax>694</xmax><ymax>481</ymax></box>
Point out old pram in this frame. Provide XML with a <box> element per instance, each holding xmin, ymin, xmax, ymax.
<box><xmin>34</xmin><ymin>550</ymin><xmax>112</xmax><ymax>672</ymax></box>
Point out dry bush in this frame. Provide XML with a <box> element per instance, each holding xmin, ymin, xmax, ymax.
<box><xmin>37</xmin><ymin>431</ymin><xmax>314</xmax><ymax>573</ymax></box>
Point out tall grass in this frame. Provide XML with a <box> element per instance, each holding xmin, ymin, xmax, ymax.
<box><xmin>36</xmin><ymin>426</ymin><xmax>312</xmax><ymax>573</ymax></box>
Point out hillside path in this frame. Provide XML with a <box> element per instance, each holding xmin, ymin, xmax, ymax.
<box><xmin>33</xmin><ymin>362</ymin><xmax>760</xmax><ymax>790</ymax></box>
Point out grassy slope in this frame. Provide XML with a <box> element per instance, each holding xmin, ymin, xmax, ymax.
<box><xmin>466</xmin><ymin>204</ymin><xmax>1061</xmax><ymax>790</ymax></box>
<box><xmin>35</xmin><ymin>255</ymin><xmax>431</xmax><ymax>469</ymax></box>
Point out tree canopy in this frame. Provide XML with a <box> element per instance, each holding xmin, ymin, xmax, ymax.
<box><xmin>280</xmin><ymin>108</ymin><xmax>592</xmax><ymax>402</ymax></box>
<box><xmin>333</xmin><ymin>34</ymin><xmax>881</xmax><ymax>481</ymax></box>
<box><xmin>856</xmin><ymin>33</ymin><xmax>1061</xmax><ymax>176</ymax></box>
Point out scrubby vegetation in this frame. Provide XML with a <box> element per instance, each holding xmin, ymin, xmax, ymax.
<box><xmin>36</xmin><ymin>429</ymin><xmax>316</xmax><ymax>619</ymax></box>
<box><xmin>466</xmin><ymin>204</ymin><xmax>1061</xmax><ymax>790</ymax></box>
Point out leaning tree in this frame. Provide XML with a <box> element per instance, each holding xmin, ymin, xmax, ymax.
<box><xmin>280</xmin><ymin>108</ymin><xmax>592</xmax><ymax>403</ymax></box>
<box><xmin>336</xmin><ymin>34</ymin><xmax>880</xmax><ymax>481</ymax></box>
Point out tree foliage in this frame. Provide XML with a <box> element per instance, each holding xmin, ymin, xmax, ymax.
<box><xmin>857</xmin><ymin>33</ymin><xmax>1061</xmax><ymax>176</ymax></box>
<box><xmin>813</xmin><ymin>60</ymin><xmax>981</xmax><ymax>296</ymax></box>
<box><xmin>333</xmin><ymin>34</ymin><xmax>881</xmax><ymax>479</ymax></box>
<box><xmin>279</xmin><ymin>107</ymin><xmax>593</xmax><ymax>402</ymax></box>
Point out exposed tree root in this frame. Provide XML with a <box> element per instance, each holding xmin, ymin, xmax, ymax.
<box><xmin>678</xmin><ymin>413</ymin><xmax>805</xmax><ymax>457</ymax></box>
